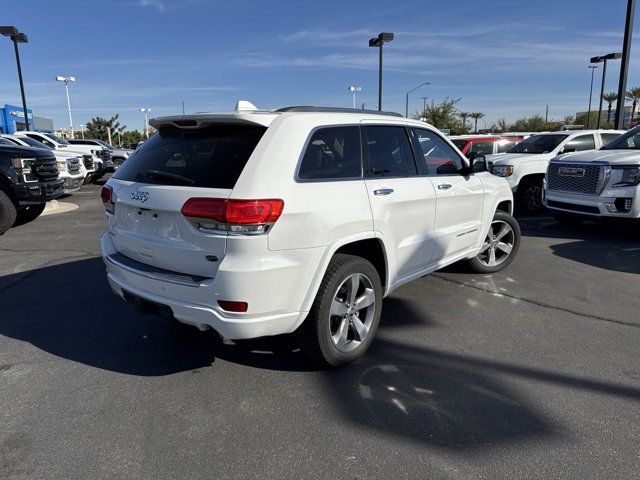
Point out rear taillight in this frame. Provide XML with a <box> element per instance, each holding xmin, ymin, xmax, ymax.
<box><xmin>181</xmin><ymin>198</ymin><xmax>284</xmax><ymax>234</ymax></box>
<box><xmin>101</xmin><ymin>185</ymin><xmax>115</xmax><ymax>214</ymax></box>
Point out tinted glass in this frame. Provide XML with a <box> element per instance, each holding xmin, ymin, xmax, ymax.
<box><xmin>362</xmin><ymin>126</ymin><xmax>417</xmax><ymax>177</ymax></box>
<box><xmin>469</xmin><ymin>141</ymin><xmax>494</xmax><ymax>155</ymax></box>
<box><xmin>26</xmin><ymin>134</ymin><xmax>55</xmax><ymax>149</ymax></box>
<box><xmin>18</xmin><ymin>136</ymin><xmax>49</xmax><ymax>148</ymax></box>
<box><xmin>565</xmin><ymin>134</ymin><xmax>595</xmax><ymax>152</ymax></box>
<box><xmin>600</xmin><ymin>133</ymin><xmax>622</xmax><ymax>146</ymax></box>
<box><xmin>451</xmin><ymin>139</ymin><xmax>468</xmax><ymax>150</ymax></box>
<box><xmin>44</xmin><ymin>133</ymin><xmax>69</xmax><ymax>145</ymax></box>
<box><xmin>298</xmin><ymin>126</ymin><xmax>361</xmax><ymax>180</ymax></box>
<box><xmin>113</xmin><ymin>124</ymin><xmax>266</xmax><ymax>188</ymax></box>
<box><xmin>410</xmin><ymin>128</ymin><xmax>463</xmax><ymax>175</ymax></box>
<box><xmin>0</xmin><ymin>138</ymin><xmax>14</xmax><ymax>145</ymax></box>
<box><xmin>496</xmin><ymin>140</ymin><xmax>516</xmax><ymax>153</ymax></box>
<box><xmin>601</xmin><ymin>126</ymin><xmax>640</xmax><ymax>149</ymax></box>
<box><xmin>507</xmin><ymin>134</ymin><xmax>568</xmax><ymax>154</ymax></box>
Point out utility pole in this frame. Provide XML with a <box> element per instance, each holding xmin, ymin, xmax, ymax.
<box><xmin>422</xmin><ymin>96</ymin><xmax>428</xmax><ymax>114</ymax></box>
<box><xmin>181</xmin><ymin>99</ymin><xmax>185</xmax><ymax>115</ymax></box>
<box><xmin>587</xmin><ymin>65</ymin><xmax>598</xmax><ymax>129</ymax></box>
<box><xmin>0</xmin><ymin>27</ymin><xmax>31</xmax><ymax>131</ymax></box>
<box><xmin>545</xmin><ymin>104</ymin><xmax>549</xmax><ymax>123</ymax></box>
<box><xmin>615</xmin><ymin>0</ymin><xmax>636</xmax><ymax>129</ymax></box>
<box><xmin>369</xmin><ymin>32</ymin><xmax>394</xmax><ymax>111</ymax></box>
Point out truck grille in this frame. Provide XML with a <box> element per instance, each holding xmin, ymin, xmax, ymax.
<box><xmin>83</xmin><ymin>155</ymin><xmax>94</xmax><ymax>170</ymax></box>
<box><xmin>547</xmin><ymin>163</ymin><xmax>603</xmax><ymax>195</ymax></box>
<box><xmin>32</xmin><ymin>156</ymin><xmax>59</xmax><ymax>181</ymax></box>
<box><xmin>99</xmin><ymin>149</ymin><xmax>112</xmax><ymax>162</ymax></box>
<box><xmin>68</xmin><ymin>158</ymin><xmax>81</xmax><ymax>175</ymax></box>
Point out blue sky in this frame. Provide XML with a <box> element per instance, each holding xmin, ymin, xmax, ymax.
<box><xmin>1</xmin><ymin>0</ymin><xmax>639</xmax><ymax>132</ymax></box>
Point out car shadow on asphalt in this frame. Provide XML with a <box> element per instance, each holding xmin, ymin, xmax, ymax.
<box><xmin>3</xmin><ymin>257</ymin><xmax>640</xmax><ymax>449</ymax></box>
<box><xmin>518</xmin><ymin>216</ymin><xmax>640</xmax><ymax>274</ymax></box>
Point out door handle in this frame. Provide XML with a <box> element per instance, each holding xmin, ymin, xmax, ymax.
<box><xmin>374</xmin><ymin>188</ymin><xmax>394</xmax><ymax>196</ymax></box>
<box><xmin>437</xmin><ymin>184</ymin><xmax>452</xmax><ymax>190</ymax></box>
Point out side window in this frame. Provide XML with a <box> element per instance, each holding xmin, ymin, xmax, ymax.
<box><xmin>410</xmin><ymin>128</ymin><xmax>464</xmax><ymax>175</ymax></box>
<box><xmin>565</xmin><ymin>134</ymin><xmax>595</xmax><ymax>152</ymax></box>
<box><xmin>298</xmin><ymin>126</ymin><xmax>361</xmax><ymax>180</ymax></box>
<box><xmin>26</xmin><ymin>134</ymin><xmax>54</xmax><ymax>148</ymax></box>
<box><xmin>469</xmin><ymin>141</ymin><xmax>494</xmax><ymax>155</ymax></box>
<box><xmin>362</xmin><ymin>126</ymin><xmax>417</xmax><ymax>178</ymax></box>
<box><xmin>496</xmin><ymin>140</ymin><xmax>516</xmax><ymax>153</ymax></box>
<box><xmin>600</xmin><ymin>133</ymin><xmax>620</xmax><ymax>145</ymax></box>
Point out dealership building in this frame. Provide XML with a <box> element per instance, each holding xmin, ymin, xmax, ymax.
<box><xmin>0</xmin><ymin>104</ymin><xmax>54</xmax><ymax>134</ymax></box>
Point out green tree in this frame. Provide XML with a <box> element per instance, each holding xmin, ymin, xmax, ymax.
<box><xmin>625</xmin><ymin>87</ymin><xmax>640</xmax><ymax>127</ymax></box>
<box><xmin>120</xmin><ymin>130</ymin><xmax>144</xmax><ymax>148</ymax></box>
<box><xmin>458</xmin><ymin>111</ymin><xmax>471</xmax><ymax>132</ymax></box>
<box><xmin>495</xmin><ymin>118</ymin><xmax>509</xmax><ymax>132</ymax></box>
<box><xmin>84</xmin><ymin>114</ymin><xmax>126</xmax><ymax>143</ymax></box>
<box><xmin>469</xmin><ymin>112</ymin><xmax>485</xmax><ymax>133</ymax></box>
<box><xmin>602</xmin><ymin>92</ymin><xmax>618</xmax><ymax>126</ymax></box>
<box><xmin>510</xmin><ymin>114</ymin><xmax>549</xmax><ymax>132</ymax></box>
<box><xmin>413</xmin><ymin>97</ymin><xmax>467</xmax><ymax>134</ymax></box>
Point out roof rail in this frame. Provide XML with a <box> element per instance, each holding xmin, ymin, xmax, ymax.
<box><xmin>275</xmin><ymin>106</ymin><xmax>403</xmax><ymax>117</ymax></box>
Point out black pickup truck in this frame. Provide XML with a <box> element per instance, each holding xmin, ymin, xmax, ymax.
<box><xmin>0</xmin><ymin>144</ymin><xmax>64</xmax><ymax>234</ymax></box>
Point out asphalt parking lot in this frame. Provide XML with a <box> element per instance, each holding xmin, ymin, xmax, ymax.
<box><xmin>1</xmin><ymin>180</ymin><xmax>639</xmax><ymax>479</ymax></box>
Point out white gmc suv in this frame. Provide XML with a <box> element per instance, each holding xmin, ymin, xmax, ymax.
<box><xmin>100</xmin><ymin>104</ymin><xmax>520</xmax><ymax>366</ymax></box>
<box><xmin>544</xmin><ymin>126</ymin><xmax>640</xmax><ymax>221</ymax></box>
<box><xmin>488</xmin><ymin>130</ymin><xmax>624</xmax><ymax>213</ymax></box>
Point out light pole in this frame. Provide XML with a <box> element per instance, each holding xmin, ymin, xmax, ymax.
<box><xmin>1</xmin><ymin>26</ymin><xmax>30</xmax><ymax>131</ymax></box>
<box><xmin>591</xmin><ymin>52</ymin><xmax>622</xmax><ymax>128</ymax></box>
<box><xmin>615</xmin><ymin>0</ymin><xmax>636</xmax><ymax>129</ymax></box>
<box><xmin>405</xmin><ymin>81</ymin><xmax>430</xmax><ymax>117</ymax></box>
<box><xmin>79</xmin><ymin>124</ymin><xmax>85</xmax><ymax>139</ymax></box>
<box><xmin>421</xmin><ymin>96</ymin><xmax>428</xmax><ymax>114</ymax></box>
<box><xmin>347</xmin><ymin>86</ymin><xmax>361</xmax><ymax>109</ymax></box>
<box><xmin>56</xmin><ymin>76</ymin><xmax>76</xmax><ymax>138</ymax></box>
<box><xmin>586</xmin><ymin>65</ymin><xmax>598</xmax><ymax>129</ymax></box>
<box><xmin>369</xmin><ymin>32</ymin><xmax>394</xmax><ymax>111</ymax></box>
<box><xmin>140</xmin><ymin>108</ymin><xmax>151</xmax><ymax>138</ymax></box>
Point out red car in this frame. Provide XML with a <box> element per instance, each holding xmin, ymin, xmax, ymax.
<box><xmin>450</xmin><ymin>135</ymin><xmax>523</xmax><ymax>158</ymax></box>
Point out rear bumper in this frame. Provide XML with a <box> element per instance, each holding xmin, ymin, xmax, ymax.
<box><xmin>544</xmin><ymin>182</ymin><xmax>640</xmax><ymax>218</ymax></box>
<box><xmin>100</xmin><ymin>232</ymin><xmax>319</xmax><ymax>339</ymax></box>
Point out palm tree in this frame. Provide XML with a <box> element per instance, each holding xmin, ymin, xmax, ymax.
<box><xmin>625</xmin><ymin>87</ymin><xmax>640</xmax><ymax>127</ymax></box>
<box><xmin>602</xmin><ymin>92</ymin><xmax>618</xmax><ymax>125</ymax></box>
<box><xmin>470</xmin><ymin>112</ymin><xmax>485</xmax><ymax>133</ymax></box>
<box><xmin>459</xmin><ymin>111</ymin><xmax>471</xmax><ymax>131</ymax></box>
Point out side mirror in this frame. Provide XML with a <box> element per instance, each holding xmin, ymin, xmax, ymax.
<box><xmin>559</xmin><ymin>147</ymin><xmax>576</xmax><ymax>155</ymax></box>
<box><xmin>472</xmin><ymin>154</ymin><xmax>488</xmax><ymax>173</ymax></box>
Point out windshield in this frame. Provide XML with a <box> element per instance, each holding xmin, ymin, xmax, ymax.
<box><xmin>96</xmin><ymin>140</ymin><xmax>114</xmax><ymax>149</ymax></box>
<box><xmin>19</xmin><ymin>136</ymin><xmax>50</xmax><ymax>149</ymax></box>
<box><xmin>506</xmin><ymin>134</ymin><xmax>568</xmax><ymax>154</ymax></box>
<box><xmin>451</xmin><ymin>139</ymin><xmax>468</xmax><ymax>150</ymax></box>
<box><xmin>601</xmin><ymin>126</ymin><xmax>640</xmax><ymax>150</ymax></box>
<box><xmin>44</xmin><ymin>133</ymin><xmax>70</xmax><ymax>145</ymax></box>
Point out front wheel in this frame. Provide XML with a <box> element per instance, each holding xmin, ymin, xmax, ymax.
<box><xmin>0</xmin><ymin>190</ymin><xmax>17</xmax><ymax>235</ymax></box>
<box><xmin>517</xmin><ymin>177</ymin><xmax>544</xmax><ymax>215</ymax></box>
<box><xmin>299</xmin><ymin>254</ymin><xmax>382</xmax><ymax>367</ymax></box>
<box><xmin>468</xmin><ymin>211</ymin><xmax>521</xmax><ymax>273</ymax></box>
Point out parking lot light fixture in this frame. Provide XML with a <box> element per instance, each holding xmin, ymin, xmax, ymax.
<box><xmin>140</xmin><ymin>108</ymin><xmax>151</xmax><ymax>138</ymax></box>
<box><xmin>79</xmin><ymin>124</ymin><xmax>85</xmax><ymax>139</ymax></box>
<box><xmin>347</xmin><ymin>86</ymin><xmax>361</xmax><ymax>109</ymax></box>
<box><xmin>56</xmin><ymin>76</ymin><xmax>76</xmax><ymax>138</ymax></box>
<box><xmin>405</xmin><ymin>81</ymin><xmax>430</xmax><ymax>118</ymax></box>
<box><xmin>369</xmin><ymin>32</ymin><xmax>394</xmax><ymax>111</ymax></box>
<box><xmin>591</xmin><ymin>52</ymin><xmax>622</xmax><ymax>128</ymax></box>
<box><xmin>1</xmin><ymin>26</ymin><xmax>30</xmax><ymax>131</ymax></box>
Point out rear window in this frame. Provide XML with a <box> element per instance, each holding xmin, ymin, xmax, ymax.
<box><xmin>113</xmin><ymin>124</ymin><xmax>266</xmax><ymax>188</ymax></box>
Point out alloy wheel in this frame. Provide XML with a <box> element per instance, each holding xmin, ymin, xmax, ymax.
<box><xmin>329</xmin><ymin>273</ymin><xmax>376</xmax><ymax>353</ymax></box>
<box><xmin>476</xmin><ymin>220</ymin><xmax>515</xmax><ymax>267</ymax></box>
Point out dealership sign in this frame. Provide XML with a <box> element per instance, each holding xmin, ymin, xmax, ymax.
<box><xmin>9</xmin><ymin>109</ymin><xmax>33</xmax><ymax>119</ymax></box>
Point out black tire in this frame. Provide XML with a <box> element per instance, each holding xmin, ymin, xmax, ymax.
<box><xmin>299</xmin><ymin>254</ymin><xmax>383</xmax><ymax>367</ymax></box>
<box><xmin>91</xmin><ymin>173</ymin><xmax>105</xmax><ymax>184</ymax></box>
<box><xmin>113</xmin><ymin>157</ymin><xmax>125</xmax><ymax>169</ymax></box>
<box><xmin>0</xmin><ymin>190</ymin><xmax>17</xmax><ymax>235</ymax></box>
<box><xmin>15</xmin><ymin>203</ymin><xmax>46</xmax><ymax>226</ymax></box>
<box><xmin>468</xmin><ymin>211</ymin><xmax>521</xmax><ymax>274</ymax></box>
<box><xmin>517</xmin><ymin>176</ymin><xmax>544</xmax><ymax>215</ymax></box>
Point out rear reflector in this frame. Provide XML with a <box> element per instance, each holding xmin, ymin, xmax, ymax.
<box><xmin>181</xmin><ymin>198</ymin><xmax>284</xmax><ymax>224</ymax></box>
<box><xmin>218</xmin><ymin>300</ymin><xmax>248</xmax><ymax>312</ymax></box>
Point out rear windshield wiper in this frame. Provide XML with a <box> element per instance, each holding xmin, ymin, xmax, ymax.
<box><xmin>136</xmin><ymin>169</ymin><xmax>195</xmax><ymax>186</ymax></box>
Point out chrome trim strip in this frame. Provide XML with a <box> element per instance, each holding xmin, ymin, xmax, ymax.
<box><xmin>105</xmin><ymin>254</ymin><xmax>211</xmax><ymax>287</ymax></box>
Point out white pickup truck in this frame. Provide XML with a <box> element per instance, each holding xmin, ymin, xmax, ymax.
<box><xmin>544</xmin><ymin>126</ymin><xmax>640</xmax><ymax>221</ymax></box>
<box><xmin>487</xmin><ymin>130</ymin><xmax>624</xmax><ymax>213</ymax></box>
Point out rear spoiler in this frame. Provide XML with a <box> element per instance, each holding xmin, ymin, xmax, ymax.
<box><xmin>150</xmin><ymin>112</ymin><xmax>278</xmax><ymax>130</ymax></box>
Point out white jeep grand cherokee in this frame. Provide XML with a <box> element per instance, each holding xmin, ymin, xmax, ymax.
<box><xmin>100</xmin><ymin>104</ymin><xmax>520</xmax><ymax>366</ymax></box>
<box><xmin>544</xmin><ymin>126</ymin><xmax>640</xmax><ymax>221</ymax></box>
